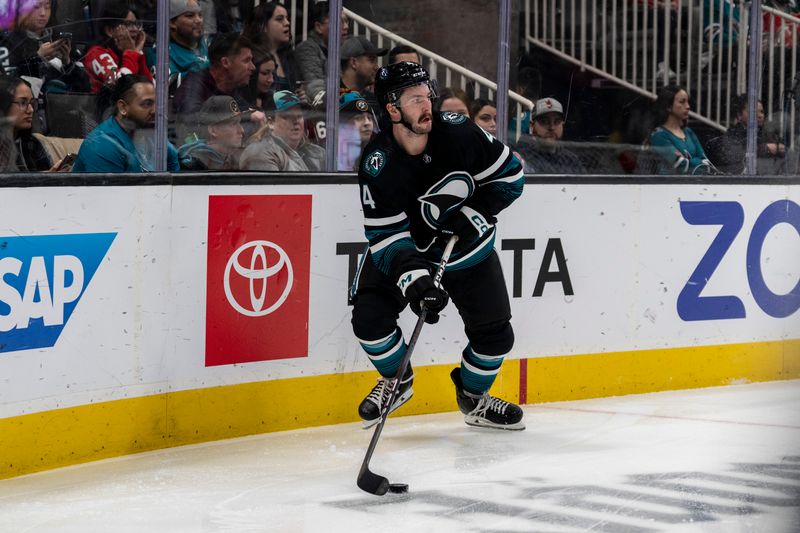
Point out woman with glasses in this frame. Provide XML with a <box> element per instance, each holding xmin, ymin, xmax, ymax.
<box><xmin>83</xmin><ymin>0</ymin><xmax>152</xmax><ymax>94</ymax></box>
<box><xmin>0</xmin><ymin>76</ymin><xmax>56</xmax><ymax>171</ymax></box>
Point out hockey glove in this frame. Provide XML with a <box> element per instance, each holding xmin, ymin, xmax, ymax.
<box><xmin>405</xmin><ymin>275</ymin><xmax>449</xmax><ymax>324</ymax></box>
<box><xmin>438</xmin><ymin>205</ymin><xmax>497</xmax><ymax>246</ymax></box>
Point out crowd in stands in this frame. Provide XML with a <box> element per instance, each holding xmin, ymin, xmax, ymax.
<box><xmin>0</xmin><ymin>0</ymin><xmax>794</xmax><ymax>175</ymax></box>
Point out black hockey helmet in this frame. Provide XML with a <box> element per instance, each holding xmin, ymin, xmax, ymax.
<box><xmin>374</xmin><ymin>61</ymin><xmax>438</xmax><ymax>109</ymax></box>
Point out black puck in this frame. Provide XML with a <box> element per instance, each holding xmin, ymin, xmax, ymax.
<box><xmin>388</xmin><ymin>483</ymin><xmax>409</xmax><ymax>494</ymax></box>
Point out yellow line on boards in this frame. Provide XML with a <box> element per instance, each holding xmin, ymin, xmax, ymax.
<box><xmin>524</xmin><ymin>339</ymin><xmax>800</xmax><ymax>402</ymax></box>
<box><xmin>1</xmin><ymin>340</ymin><xmax>798</xmax><ymax>480</ymax></box>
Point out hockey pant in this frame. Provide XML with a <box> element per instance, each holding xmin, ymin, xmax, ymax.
<box><xmin>351</xmin><ymin>249</ymin><xmax>513</xmax><ymax>395</ymax></box>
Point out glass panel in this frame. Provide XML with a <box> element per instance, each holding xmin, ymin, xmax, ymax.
<box><xmin>337</xmin><ymin>0</ymin><xmax>500</xmax><ymax>171</ymax></box>
<box><xmin>2</xmin><ymin>0</ymin><xmax>790</xmax><ymax>175</ymax></box>
<box><xmin>507</xmin><ymin>0</ymin><xmax>796</xmax><ymax>176</ymax></box>
<box><xmin>0</xmin><ymin>0</ymin><xmax>174</xmax><ymax>172</ymax></box>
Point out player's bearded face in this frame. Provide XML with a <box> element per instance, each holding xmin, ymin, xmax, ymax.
<box><xmin>398</xmin><ymin>86</ymin><xmax>433</xmax><ymax>134</ymax></box>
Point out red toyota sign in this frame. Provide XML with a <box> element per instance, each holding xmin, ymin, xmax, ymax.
<box><xmin>205</xmin><ymin>195</ymin><xmax>311</xmax><ymax>366</ymax></box>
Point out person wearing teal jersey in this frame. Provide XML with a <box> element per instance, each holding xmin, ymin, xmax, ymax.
<box><xmin>648</xmin><ymin>84</ymin><xmax>713</xmax><ymax>175</ymax></box>
<box><xmin>73</xmin><ymin>75</ymin><xmax>179</xmax><ymax>173</ymax></box>
<box><xmin>146</xmin><ymin>0</ymin><xmax>209</xmax><ymax>80</ymax></box>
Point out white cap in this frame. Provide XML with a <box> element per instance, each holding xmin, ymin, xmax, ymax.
<box><xmin>170</xmin><ymin>0</ymin><xmax>202</xmax><ymax>19</ymax></box>
<box><xmin>532</xmin><ymin>98</ymin><xmax>564</xmax><ymax>119</ymax></box>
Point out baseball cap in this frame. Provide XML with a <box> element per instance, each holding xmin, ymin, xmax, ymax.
<box><xmin>272</xmin><ymin>90</ymin><xmax>305</xmax><ymax>112</ymax></box>
<box><xmin>170</xmin><ymin>0</ymin><xmax>202</xmax><ymax>19</ymax></box>
<box><xmin>198</xmin><ymin>96</ymin><xmax>241</xmax><ymax>127</ymax></box>
<box><xmin>340</xmin><ymin>36</ymin><xmax>388</xmax><ymax>59</ymax></box>
<box><xmin>532</xmin><ymin>98</ymin><xmax>564</xmax><ymax>119</ymax></box>
<box><xmin>339</xmin><ymin>91</ymin><xmax>371</xmax><ymax>114</ymax></box>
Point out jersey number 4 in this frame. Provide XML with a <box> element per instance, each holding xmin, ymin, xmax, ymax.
<box><xmin>361</xmin><ymin>185</ymin><xmax>376</xmax><ymax>209</ymax></box>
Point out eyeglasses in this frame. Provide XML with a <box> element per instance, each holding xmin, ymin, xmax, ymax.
<box><xmin>11</xmin><ymin>98</ymin><xmax>38</xmax><ymax>110</ymax></box>
<box><xmin>122</xmin><ymin>21</ymin><xmax>143</xmax><ymax>30</ymax></box>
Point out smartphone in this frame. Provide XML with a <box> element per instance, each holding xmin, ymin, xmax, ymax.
<box><xmin>55</xmin><ymin>153</ymin><xmax>77</xmax><ymax>171</ymax></box>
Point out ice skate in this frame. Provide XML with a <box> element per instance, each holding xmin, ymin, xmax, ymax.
<box><xmin>358</xmin><ymin>366</ymin><xmax>414</xmax><ymax>429</ymax></box>
<box><xmin>450</xmin><ymin>368</ymin><xmax>525</xmax><ymax>430</ymax></box>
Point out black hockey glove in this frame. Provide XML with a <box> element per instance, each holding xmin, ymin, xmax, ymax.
<box><xmin>405</xmin><ymin>275</ymin><xmax>449</xmax><ymax>324</ymax></box>
<box><xmin>438</xmin><ymin>205</ymin><xmax>497</xmax><ymax>246</ymax></box>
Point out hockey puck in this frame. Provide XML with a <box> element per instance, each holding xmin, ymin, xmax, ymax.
<box><xmin>388</xmin><ymin>483</ymin><xmax>409</xmax><ymax>494</ymax></box>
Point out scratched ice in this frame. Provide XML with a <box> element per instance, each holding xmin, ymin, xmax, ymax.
<box><xmin>1</xmin><ymin>380</ymin><xmax>798</xmax><ymax>532</ymax></box>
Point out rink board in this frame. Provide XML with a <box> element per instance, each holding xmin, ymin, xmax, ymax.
<box><xmin>0</xmin><ymin>180</ymin><xmax>798</xmax><ymax>479</ymax></box>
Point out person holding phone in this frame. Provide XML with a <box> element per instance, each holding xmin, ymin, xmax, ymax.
<box><xmin>0</xmin><ymin>0</ymin><xmax>89</xmax><ymax>93</ymax></box>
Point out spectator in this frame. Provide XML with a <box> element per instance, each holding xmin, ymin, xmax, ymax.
<box><xmin>648</xmin><ymin>84</ymin><xmax>712</xmax><ymax>174</ymax></box>
<box><xmin>73</xmin><ymin>75</ymin><xmax>179</xmax><ymax>172</ymax></box>
<box><xmin>243</xmin><ymin>51</ymin><xmax>276</xmax><ymax>110</ymax></box>
<box><xmin>435</xmin><ymin>87</ymin><xmax>470</xmax><ymax>115</ymax></box>
<box><xmin>83</xmin><ymin>1</ymin><xmax>152</xmax><ymax>94</ymax></box>
<box><xmin>715</xmin><ymin>94</ymin><xmax>785</xmax><ymax>174</ymax></box>
<box><xmin>294</xmin><ymin>1</ymin><xmax>349</xmax><ymax>103</ymax></box>
<box><xmin>0</xmin><ymin>75</ymin><xmax>55</xmax><ymax>171</ymax></box>
<box><xmin>470</xmin><ymin>98</ymin><xmax>497</xmax><ymax>136</ymax></box>
<box><xmin>340</xmin><ymin>36</ymin><xmax>386</xmax><ymax>111</ymax></box>
<box><xmin>0</xmin><ymin>0</ymin><xmax>90</xmax><ymax>94</ymax></box>
<box><xmin>145</xmin><ymin>0</ymin><xmax>209</xmax><ymax>81</ymax></box>
<box><xmin>174</xmin><ymin>32</ymin><xmax>265</xmax><ymax>144</ymax></box>
<box><xmin>240</xmin><ymin>89</ymin><xmax>325</xmax><ymax>171</ymax></box>
<box><xmin>515</xmin><ymin>97</ymin><xmax>586</xmax><ymax>173</ymax></box>
<box><xmin>178</xmin><ymin>95</ymin><xmax>243</xmax><ymax>170</ymax></box>
<box><xmin>337</xmin><ymin>91</ymin><xmax>373</xmax><ymax>171</ymax></box>
<box><xmin>242</xmin><ymin>1</ymin><xmax>301</xmax><ymax>94</ymax></box>
<box><xmin>388</xmin><ymin>44</ymin><xmax>420</xmax><ymax>65</ymax></box>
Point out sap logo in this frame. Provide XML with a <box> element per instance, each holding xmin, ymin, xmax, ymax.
<box><xmin>0</xmin><ymin>233</ymin><xmax>116</xmax><ymax>353</ymax></box>
<box><xmin>678</xmin><ymin>200</ymin><xmax>799</xmax><ymax>321</ymax></box>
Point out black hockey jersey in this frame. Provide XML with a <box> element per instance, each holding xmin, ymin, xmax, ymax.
<box><xmin>357</xmin><ymin>111</ymin><xmax>524</xmax><ymax>293</ymax></box>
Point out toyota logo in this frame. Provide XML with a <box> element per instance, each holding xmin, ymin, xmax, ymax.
<box><xmin>223</xmin><ymin>240</ymin><xmax>293</xmax><ymax>317</ymax></box>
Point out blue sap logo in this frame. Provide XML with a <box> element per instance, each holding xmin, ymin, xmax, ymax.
<box><xmin>678</xmin><ymin>200</ymin><xmax>800</xmax><ymax>321</ymax></box>
<box><xmin>0</xmin><ymin>233</ymin><xmax>116</xmax><ymax>353</ymax></box>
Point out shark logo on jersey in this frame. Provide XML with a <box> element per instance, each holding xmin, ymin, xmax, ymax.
<box><xmin>418</xmin><ymin>171</ymin><xmax>476</xmax><ymax>229</ymax></box>
<box><xmin>440</xmin><ymin>111</ymin><xmax>467</xmax><ymax>124</ymax></box>
<box><xmin>363</xmin><ymin>150</ymin><xmax>386</xmax><ymax>177</ymax></box>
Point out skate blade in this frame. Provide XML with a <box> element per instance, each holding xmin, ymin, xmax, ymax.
<box><xmin>464</xmin><ymin>415</ymin><xmax>526</xmax><ymax>431</ymax></box>
<box><xmin>361</xmin><ymin>388</ymin><xmax>414</xmax><ymax>429</ymax></box>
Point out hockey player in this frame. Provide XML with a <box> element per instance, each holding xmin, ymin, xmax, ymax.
<box><xmin>351</xmin><ymin>62</ymin><xmax>526</xmax><ymax>431</ymax></box>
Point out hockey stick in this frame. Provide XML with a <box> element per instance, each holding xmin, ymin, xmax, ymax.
<box><xmin>357</xmin><ymin>234</ymin><xmax>458</xmax><ymax>496</ymax></box>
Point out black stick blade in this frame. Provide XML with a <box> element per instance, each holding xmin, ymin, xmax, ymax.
<box><xmin>357</xmin><ymin>467</ymin><xmax>389</xmax><ymax>495</ymax></box>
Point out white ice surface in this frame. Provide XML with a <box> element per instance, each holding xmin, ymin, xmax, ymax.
<box><xmin>1</xmin><ymin>380</ymin><xmax>798</xmax><ymax>533</ymax></box>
